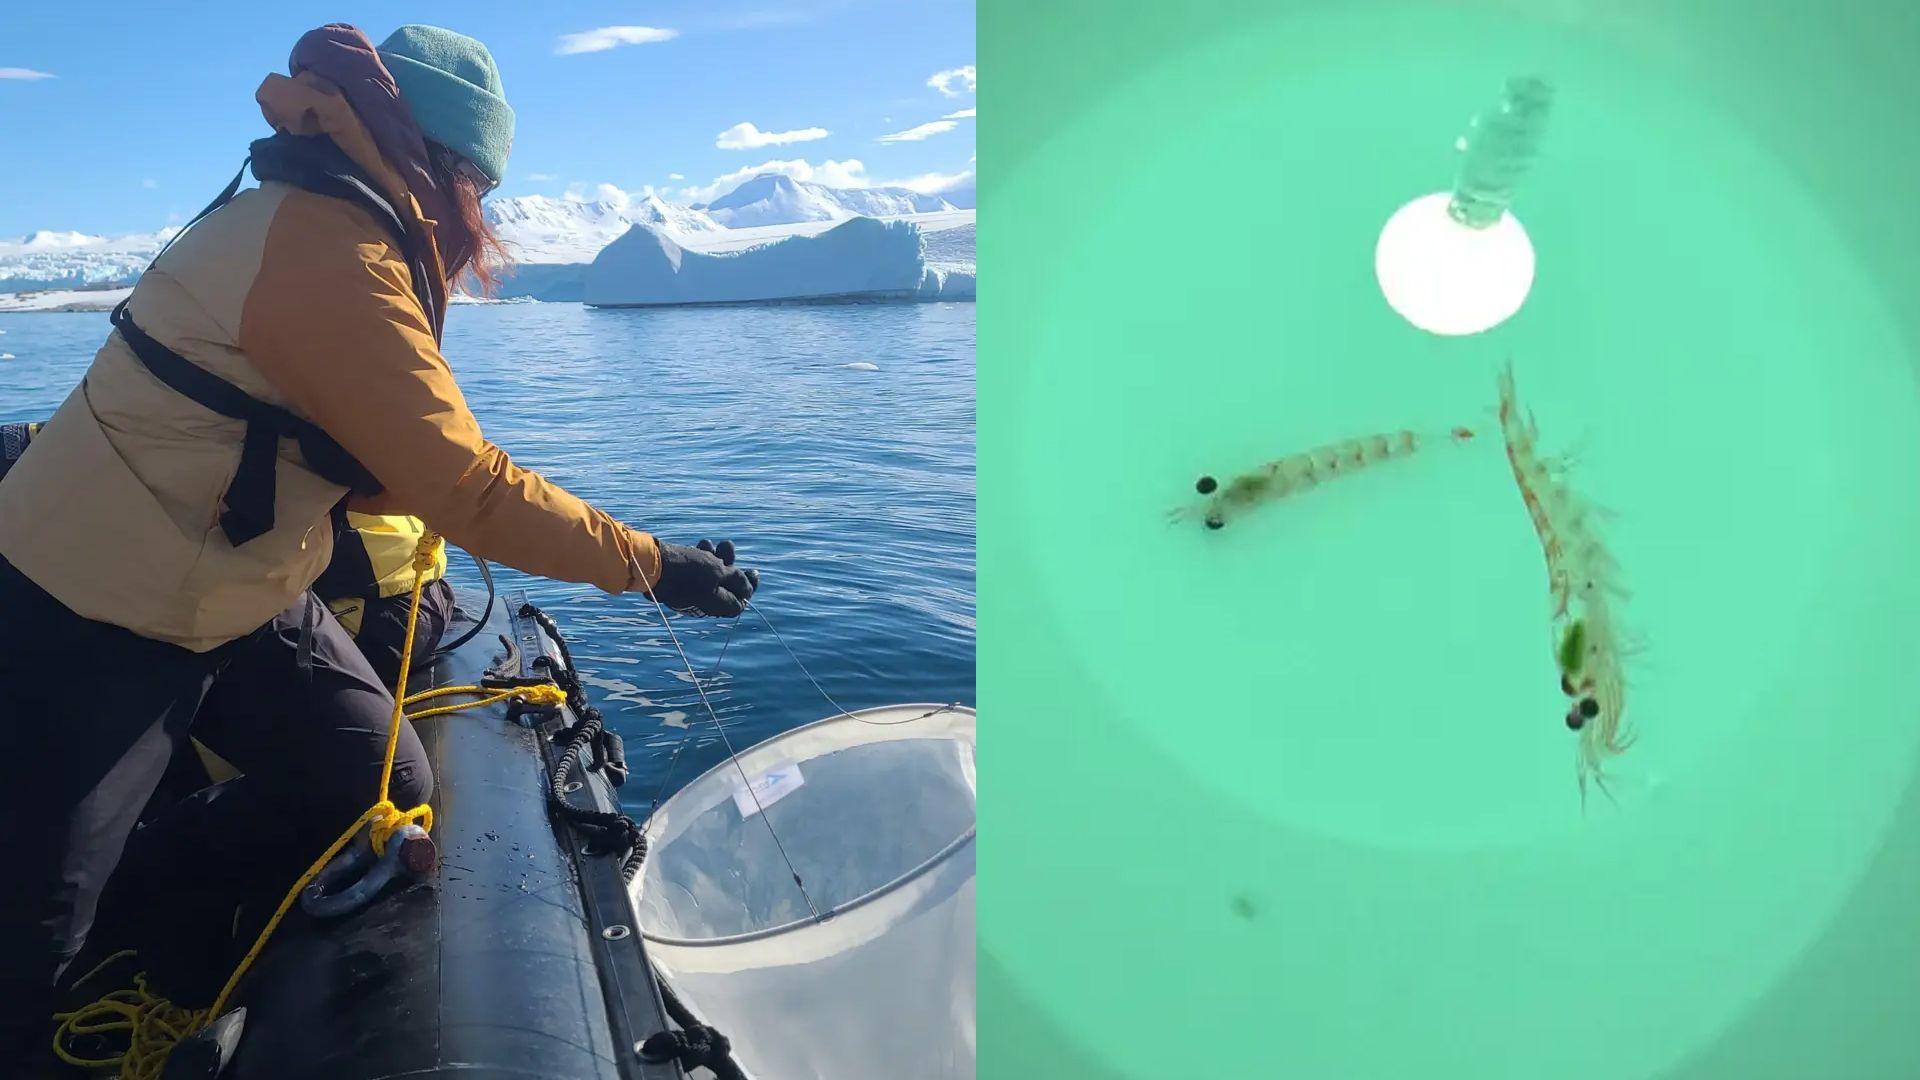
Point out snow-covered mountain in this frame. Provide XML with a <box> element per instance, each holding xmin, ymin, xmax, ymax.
<box><xmin>938</xmin><ymin>176</ymin><xmax>975</xmax><ymax>211</ymax></box>
<box><xmin>828</xmin><ymin>183</ymin><xmax>962</xmax><ymax>219</ymax></box>
<box><xmin>486</xmin><ymin>193</ymin><xmax>720</xmax><ymax>264</ymax></box>
<box><xmin>695</xmin><ymin>173</ymin><xmax>957</xmax><ymax>229</ymax></box>
<box><xmin>0</xmin><ymin>227</ymin><xmax>178</xmax><ymax>293</ymax></box>
<box><xmin>0</xmin><ymin>196</ymin><xmax>718</xmax><ymax>292</ymax></box>
<box><xmin>3</xmin><ymin>172</ymin><xmax>962</xmax><ymax>297</ymax></box>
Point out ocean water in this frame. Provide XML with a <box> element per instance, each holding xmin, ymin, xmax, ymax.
<box><xmin>987</xmin><ymin>4</ymin><xmax>1920</xmax><ymax>1078</ymax></box>
<box><xmin>0</xmin><ymin>301</ymin><xmax>976</xmax><ymax>820</ymax></box>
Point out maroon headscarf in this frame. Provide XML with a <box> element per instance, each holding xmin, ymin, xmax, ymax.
<box><xmin>287</xmin><ymin>24</ymin><xmax>457</xmax><ymax>264</ymax></box>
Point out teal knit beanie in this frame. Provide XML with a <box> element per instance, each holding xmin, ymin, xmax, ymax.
<box><xmin>377</xmin><ymin>25</ymin><xmax>514</xmax><ymax>186</ymax></box>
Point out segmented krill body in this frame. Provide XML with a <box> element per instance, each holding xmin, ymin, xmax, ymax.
<box><xmin>1497</xmin><ymin>362</ymin><xmax>1633</xmax><ymax>806</ymax></box>
<box><xmin>1172</xmin><ymin>426</ymin><xmax>1476</xmax><ymax>530</ymax></box>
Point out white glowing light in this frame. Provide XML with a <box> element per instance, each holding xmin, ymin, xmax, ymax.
<box><xmin>1375</xmin><ymin>191</ymin><xmax>1535</xmax><ymax>336</ymax></box>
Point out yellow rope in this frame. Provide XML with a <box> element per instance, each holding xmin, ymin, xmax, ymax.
<box><xmin>54</xmin><ymin>531</ymin><xmax>571</xmax><ymax>1077</ymax></box>
<box><xmin>402</xmin><ymin>681</ymin><xmax>567</xmax><ymax>721</ymax></box>
<box><xmin>52</xmin><ymin>974</ymin><xmax>208</xmax><ymax>1078</ymax></box>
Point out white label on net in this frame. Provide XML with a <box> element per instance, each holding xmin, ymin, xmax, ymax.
<box><xmin>733</xmin><ymin>763</ymin><xmax>804</xmax><ymax>819</ymax></box>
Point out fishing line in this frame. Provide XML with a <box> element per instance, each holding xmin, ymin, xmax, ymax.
<box><xmin>630</xmin><ymin>575</ymin><xmax>965</xmax><ymax>923</ymax></box>
<box><xmin>746</xmin><ymin>598</ymin><xmax>962</xmax><ymax>727</ymax></box>
<box><xmin>643</xmin><ymin>615</ymin><xmax>741</xmax><ymax>822</ymax></box>
<box><xmin>640</xmin><ymin>588</ymin><xmax>823</xmax><ymax>923</ymax></box>
<box><xmin>643</xmin><ymin>597</ymin><xmax>957</xmax><ymax>828</ymax></box>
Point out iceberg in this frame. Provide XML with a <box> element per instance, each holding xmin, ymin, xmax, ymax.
<box><xmin>584</xmin><ymin>214</ymin><xmax>975</xmax><ymax>308</ymax></box>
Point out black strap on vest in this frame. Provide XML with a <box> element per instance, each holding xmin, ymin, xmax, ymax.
<box><xmin>248</xmin><ymin>133</ymin><xmax>441</xmax><ymax>335</ymax></box>
<box><xmin>110</xmin><ymin>133</ymin><xmax>434</xmax><ymax>547</ymax></box>
<box><xmin>312</xmin><ymin>501</ymin><xmax>380</xmax><ymax>602</ymax></box>
<box><xmin>109</xmin><ymin>302</ymin><xmax>381</xmax><ymax>545</ymax></box>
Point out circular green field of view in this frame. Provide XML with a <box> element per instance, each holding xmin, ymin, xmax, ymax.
<box><xmin>986</xmin><ymin>3</ymin><xmax>1920</xmax><ymax>1077</ymax></box>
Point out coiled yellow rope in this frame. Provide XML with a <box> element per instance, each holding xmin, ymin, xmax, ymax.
<box><xmin>54</xmin><ymin>532</ymin><xmax>568</xmax><ymax>1076</ymax></box>
<box><xmin>403</xmin><ymin>681</ymin><xmax>567</xmax><ymax>721</ymax></box>
<box><xmin>50</xmin><ymin>951</ymin><xmax>205</xmax><ymax>1080</ymax></box>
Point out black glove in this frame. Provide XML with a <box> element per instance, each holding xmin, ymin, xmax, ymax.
<box><xmin>649</xmin><ymin>539</ymin><xmax>759</xmax><ymax>617</ymax></box>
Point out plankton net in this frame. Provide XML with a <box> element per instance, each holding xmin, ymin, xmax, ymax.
<box><xmin>632</xmin><ymin>703</ymin><xmax>976</xmax><ymax>1080</ymax></box>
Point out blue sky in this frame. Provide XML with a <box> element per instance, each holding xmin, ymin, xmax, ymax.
<box><xmin>0</xmin><ymin>1</ymin><xmax>974</xmax><ymax>236</ymax></box>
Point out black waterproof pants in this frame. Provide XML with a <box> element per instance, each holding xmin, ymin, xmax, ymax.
<box><xmin>344</xmin><ymin>578</ymin><xmax>456</xmax><ymax>691</ymax></box>
<box><xmin>0</xmin><ymin>558</ymin><xmax>444</xmax><ymax>1071</ymax></box>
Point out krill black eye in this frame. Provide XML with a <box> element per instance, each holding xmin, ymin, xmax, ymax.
<box><xmin>1204</xmin><ymin>514</ymin><xmax>1225</xmax><ymax>530</ymax></box>
<box><xmin>1579</xmin><ymin>698</ymin><xmax>1600</xmax><ymax>719</ymax></box>
<box><xmin>1196</xmin><ymin>475</ymin><xmax>1218</xmax><ymax>495</ymax></box>
<box><xmin>1566</xmin><ymin>710</ymin><xmax>1586</xmax><ymax>731</ymax></box>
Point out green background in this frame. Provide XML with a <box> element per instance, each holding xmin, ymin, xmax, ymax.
<box><xmin>981</xmin><ymin>1</ymin><xmax>1920</xmax><ymax>1076</ymax></box>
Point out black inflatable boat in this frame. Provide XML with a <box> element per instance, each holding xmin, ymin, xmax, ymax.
<box><xmin>191</xmin><ymin>588</ymin><xmax>693</xmax><ymax>1080</ymax></box>
<box><xmin>55</xmin><ymin>581</ymin><xmax>976</xmax><ymax>1080</ymax></box>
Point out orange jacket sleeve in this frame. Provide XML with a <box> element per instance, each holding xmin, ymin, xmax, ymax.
<box><xmin>237</xmin><ymin>189</ymin><xmax>662</xmax><ymax>594</ymax></box>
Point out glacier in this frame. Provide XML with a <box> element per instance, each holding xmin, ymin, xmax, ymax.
<box><xmin>583</xmin><ymin>213</ymin><xmax>975</xmax><ymax>308</ymax></box>
<box><xmin>0</xmin><ymin>227</ymin><xmax>177</xmax><ymax>293</ymax></box>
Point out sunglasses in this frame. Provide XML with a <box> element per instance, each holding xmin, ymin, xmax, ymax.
<box><xmin>434</xmin><ymin>147</ymin><xmax>497</xmax><ymax>197</ymax></box>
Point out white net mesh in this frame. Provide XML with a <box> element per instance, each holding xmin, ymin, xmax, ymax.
<box><xmin>632</xmin><ymin>704</ymin><xmax>976</xmax><ymax>1080</ymax></box>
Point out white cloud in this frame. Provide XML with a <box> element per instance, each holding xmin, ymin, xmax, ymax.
<box><xmin>943</xmin><ymin>107</ymin><xmax>975</xmax><ymax>119</ymax></box>
<box><xmin>0</xmin><ymin>68</ymin><xmax>56</xmax><ymax>80</ymax></box>
<box><xmin>927</xmin><ymin>65</ymin><xmax>975</xmax><ymax>97</ymax></box>
<box><xmin>668</xmin><ymin>173</ymin><xmax>685</xmax><ymax>180</ymax></box>
<box><xmin>879</xmin><ymin>120</ymin><xmax>958</xmax><ymax>143</ymax></box>
<box><xmin>679</xmin><ymin>158</ymin><xmax>870</xmax><ymax>203</ymax></box>
<box><xmin>555</xmin><ymin>26</ymin><xmax>679</xmax><ymax>55</ymax></box>
<box><xmin>141</xmin><ymin>178</ymin><xmax>157</xmax><ymax>189</ymax></box>
<box><xmin>715</xmin><ymin>121</ymin><xmax>830</xmax><ymax>150</ymax></box>
<box><xmin>563</xmin><ymin>181</ymin><xmax>663</xmax><ymax>209</ymax></box>
<box><xmin>885</xmin><ymin>168</ymin><xmax>974</xmax><ymax>196</ymax></box>
<box><xmin>523</xmin><ymin>172</ymin><xmax>559</xmax><ymax>182</ymax></box>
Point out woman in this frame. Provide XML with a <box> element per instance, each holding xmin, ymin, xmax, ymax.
<box><xmin>0</xmin><ymin>24</ymin><xmax>757</xmax><ymax>1067</ymax></box>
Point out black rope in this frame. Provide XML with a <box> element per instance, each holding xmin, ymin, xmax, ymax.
<box><xmin>520</xmin><ymin>602</ymin><xmax>578</xmax><ymax>683</ymax></box>
<box><xmin>521</xmin><ymin>596</ymin><xmax>625</xmax><ymax>785</ymax></box>
<box><xmin>427</xmin><ymin>546</ymin><xmax>496</xmax><ymax>663</ymax></box>
<box><xmin>520</xmin><ymin>603</ymin><xmax>647</xmax><ymax>882</ymax></box>
<box><xmin>641</xmin><ymin>978</ymin><xmax>748</xmax><ymax>1080</ymax></box>
<box><xmin>521</xmin><ymin>603</ymin><xmax>746</xmax><ymax>1078</ymax></box>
